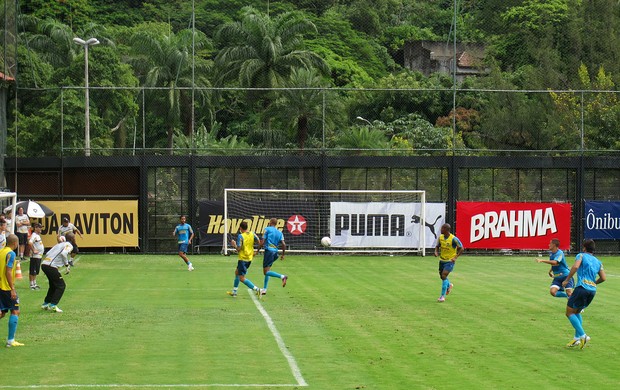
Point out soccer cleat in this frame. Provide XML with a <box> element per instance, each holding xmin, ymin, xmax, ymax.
<box><xmin>41</xmin><ymin>303</ymin><xmax>50</xmax><ymax>310</ymax></box>
<box><xmin>188</xmin><ymin>264</ymin><xmax>194</xmax><ymax>271</ymax></box>
<box><xmin>282</xmin><ymin>275</ymin><xmax>288</xmax><ymax>287</ymax></box>
<box><xmin>34</xmin><ymin>285</ymin><xmax>41</xmax><ymax>290</ymax></box>
<box><xmin>261</xmin><ymin>289</ymin><xmax>267</xmax><ymax>296</ymax></box>
<box><xmin>446</xmin><ymin>283</ymin><xmax>453</xmax><ymax>295</ymax></box>
<box><xmin>6</xmin><ymin>340</ymin><xmax>25</xmax><ymax>348</ymax></box>
<box><xmin>567</xmin><ymin>338</ymin><xmax>580</xmax><ymax>347</ymax></box>
<box><xmin>580</xmin><ymin>336</ymin><xmax>589</xmax><ymax>349</ymax></box>
<box><xmin>30</xmin><ymin>285</ymin><xmax>36</xmax><ymax>290</ymax></box>
<box><xmin>49</xmin><ymin>305</ymin><xmax>63</xmax><ymax>313</ymax></box>
<box><xmin>226</xmin><ymin>291</ymin><xmax>237</xmax><ymax>297</ymax></box>
<box><xmin>437</xmin><ymin>296</ymin><xmax>445</xmax><ymax>302</ymax></box>
<box><xmin>255</xmin><ymin>288</ymin><xmax>262</xmax><ymax>299</ymax></box>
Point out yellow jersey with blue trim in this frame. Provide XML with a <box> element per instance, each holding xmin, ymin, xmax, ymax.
<box><xmin>0</xmin><ymin>245</ymin><xmax>16</xmax><ymax>291</ymax></box>
<box><xmin>237</xmin><ymin>231</ymin><xmax>259</xmax><ymax>261</ymax></box>
<box><xmin>438</xmin><ymin>233</ymin><xmax>460</xmax><ymax>261</ymax></box>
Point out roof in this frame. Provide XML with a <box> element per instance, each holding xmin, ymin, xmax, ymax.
<box><xmin>0</xmin><ymin>71</ymin><xmax>15</xmax><ymax>82</ymax></box>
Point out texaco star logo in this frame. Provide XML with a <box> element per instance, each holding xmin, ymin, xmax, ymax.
<box><xmin>286</xmin><ymin>215</ymin><xmax>307</xmax><ymax>235</ymax></box>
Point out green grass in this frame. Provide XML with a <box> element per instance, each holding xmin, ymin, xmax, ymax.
<box><xmin>4</xmin><ymin>253</ymin><xmax>620</xmax><ymax>389</ymax></box>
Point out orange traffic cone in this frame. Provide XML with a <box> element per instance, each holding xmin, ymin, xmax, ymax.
<box><xmin>15</xmin><ymin>260</ymin><xmax>23</xmax><ymax>280</ymax></box>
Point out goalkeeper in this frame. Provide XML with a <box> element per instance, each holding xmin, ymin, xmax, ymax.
<box><xmin>227</xmin><ymin>221</ymin><xmax>262</xmax><ymax>298</ymax></box>
<box><xmin>41</xmin><ymin>233</ymin><xmax>76</xmax><ymax>313</ymax></box>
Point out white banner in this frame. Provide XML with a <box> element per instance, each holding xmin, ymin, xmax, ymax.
<box><xmin>329</xmin><ymin>202</ymin><xmax>445</xmax><ymax>248</ymax></box>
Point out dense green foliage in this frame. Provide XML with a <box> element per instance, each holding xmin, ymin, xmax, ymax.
<box><xmin>3</xmin><ymin>0</ymin><xmax>620</xmax><ymax>156</ymax></box>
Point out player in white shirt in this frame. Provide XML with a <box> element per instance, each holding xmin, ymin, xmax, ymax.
<box><xmin>41</xmin><ymin>233</ymin><xmax>75</xmax><ymax>313</ymax></box>
<box><xmin>58</xmin><ymin>217</ymin><xmax>83</xmax><ymax>264</ymax></box>
<box><xmin>15</xmin><ymin>207</ymin><xmax>30</xmax><ymax>260</ymax></box>
<box><xmin>0</xmin><ymin>219</ymin><xmax>7</xmax><ymax>248</ymax></box>
<box><xmin>28</xmin><ymin>223</ymin><xmax>44</xmax><ymax>290</ymax></box>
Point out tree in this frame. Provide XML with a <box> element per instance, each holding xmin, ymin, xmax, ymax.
<box><xmin>215</xmin><ymin>6</ymin><xmax>329</xmax><ymax>109</ymax></box>
<box><xmin>129</xmin><ymin>23</ymin><xmax>212</xmax><ymax>150</ymax></box>
<box><xmin>336</xmin><ymin>125</ymin><xmax>390</xmax><ymax>155</ymax></box>
<box><xmin>267</xmin><ymin>67</ymin><xmax>340</xmax><ymax>151</ymax></box>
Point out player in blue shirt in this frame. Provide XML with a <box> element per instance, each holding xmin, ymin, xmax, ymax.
<box><xmin>260</xmin><ymin>218</ymin><xmax>287</xmax><ymax>296</ymax></box>
<box><xmin>172</xmin><ymin>215</ymin><xmax>194</xmax><ymax>271</ymax></box>
<box><xmin>536</xmin><ymin>238</ymin><xmax>573</xmax><ymax>298</ymax></box>
<box><xmin>562</xmin><ymin>239</ymin><xmax>606</xmax><ymax>349</ymax></box>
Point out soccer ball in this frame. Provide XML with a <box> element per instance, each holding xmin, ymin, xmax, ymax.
<box><xmin>320</xmin><ymin>236</ymin><xmax>332</xmax><ymax>247</ymax></box>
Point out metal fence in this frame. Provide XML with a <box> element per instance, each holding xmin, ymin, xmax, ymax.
<box><xmin>5</xmin><ymin>153</ymin><xmax>620</xmax><ymax>253</ymax></box>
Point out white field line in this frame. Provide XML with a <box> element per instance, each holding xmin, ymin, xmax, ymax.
<box><xmin>0</xmin><ymin>385</ymin><xmax>300</xmax><ymax>388</ymax></box>
<box><xmin>0</xmin><ymin>291</ymin><xmax>307</xmax><ymax>389</ymax></box>
<box><xmin>248</xmin><ymin>289</ymin><xmax>308</xmax><ymax>387</ymax></box>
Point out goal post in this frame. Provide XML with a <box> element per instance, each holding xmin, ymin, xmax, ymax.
<box><xmin>223</xmin><ymin>189</ymin><xmax>430</xmax><ymax>255</ymax></box>
<box><xmin>0</xmin><ymin>191</ymin><xmax>17</xmax><ymax>233</ymax></box>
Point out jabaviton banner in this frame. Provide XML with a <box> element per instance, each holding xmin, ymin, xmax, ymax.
<box><xmin>31</xmin><ymin>200</ymin><xmax>138</xmax><ymax>248</ymax></box>
<box><xmin>456</xmin><ymin>201</ymin><xmax>571</xmax><ymax>250</ymax></box>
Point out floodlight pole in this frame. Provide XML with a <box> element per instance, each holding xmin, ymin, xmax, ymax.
<box><xmin>356</xmin><ymin>116</ymin><xmax>373</xmax><ymax>126</ymax></box>
<box><xmin>73</xmin><ymin>37</ymin><xmax>100</xmax><ymax>156</ymax></box>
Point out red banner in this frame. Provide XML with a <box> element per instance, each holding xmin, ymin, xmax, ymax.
<box><xmin>456</xmin><ymin>202</ymin><xmax>571</xmax><ymax>250</ymax></box>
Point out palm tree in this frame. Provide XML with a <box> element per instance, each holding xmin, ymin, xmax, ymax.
<box><xmin>129</xmin><ymin>24</ymin><xmax>211</xmax><ymax>151</ymax></box>
<box><xmin>268</xmin><ymin>67</ymin><xmax>339</xmax><ymax>151</ymax></box>
<box><xmin>215</xmin><ymin>6</ymin><xmax>329</xmax><ymax>112</ymax></box>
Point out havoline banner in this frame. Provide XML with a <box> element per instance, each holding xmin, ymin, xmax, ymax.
<box><xmin>198</xmin><ymin>200</ymin><xmax>325</xmax><ymax>247</ymax></box>
<box><xmin>584</xmin><ymin>201</ymin><xmax>620</xmax><ymax>239</ymax></box>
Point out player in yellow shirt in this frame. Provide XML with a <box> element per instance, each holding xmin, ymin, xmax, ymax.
<box><xmin>0</xmin><ymin>234</ymin><xmax>24</xmax><ymax>347</ymax></box>
<box><xmin>434</xmin><ymin>224</ymin><xmax>464</xmax><ymax>302</ymax></box>
<box><xmin>227</xmin><ymin>221</ymin><xmax>262</xmax><ymax>298</ymax></box>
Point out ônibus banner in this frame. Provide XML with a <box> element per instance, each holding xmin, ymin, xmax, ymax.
<box><xmin>456</xmin><ymin>202</ymin><xmax>571</xmax><ymax>250</ymax></box>
<box><xmin>584</xmin><ymin>201</ymin><xmax>620</xmax><ymax>239</ymax></box>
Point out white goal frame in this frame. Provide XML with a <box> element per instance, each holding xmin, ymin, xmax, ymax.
<box><xmin>0</xmin><ymin>191</ymin><xmax>17</xmax><ymax>233</ymax></box>
<box><xmin>223</xmin><ymin>189</ymin><xmax>426</xmax><ymax>256</ymax></box>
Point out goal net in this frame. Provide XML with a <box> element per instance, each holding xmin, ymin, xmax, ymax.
<box><xmin>223</xmin><ymin>189</ymin><xmax>428</xmax><ymax>255</ymax></box>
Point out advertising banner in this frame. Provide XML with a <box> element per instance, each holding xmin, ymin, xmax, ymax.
<box><xmin>329</xmin><ymin>202</ymin><xmax>445</xmax><ymax>248</ymax></box>
<box><xmin>198</xmin><ymin>200</ymin><xmax>445</xmax><ymax>249</ymax></box>
<box><xmin>456</xmin><ymin>202</ymin><xmax>571</xmax><ymax>250</ymax></box>
<box><xmin>33</xmin><ymin>200</ymin><xmax>138</xmax><ymax>248</ymax></box>
<box><xmin>198</xmin><ymin>200</ymin><xmax>321</xmax><ymax>248</ymax></box>
<box><xmin>584</xmin><ymin>201</ymin><xmax>620</xmax><ymax>239</ymax></box>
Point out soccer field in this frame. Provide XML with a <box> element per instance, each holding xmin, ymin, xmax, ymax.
<box><xmin>3</xmin><ymin>253</ymin><xmax>620</xmax><ymax>389</ymax></box>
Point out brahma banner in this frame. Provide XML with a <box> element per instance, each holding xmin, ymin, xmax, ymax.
<box><xmin>456</xmin><ymin>202</ymin><xmax>571</xmax><ymax>250</ymax></box>
<box><xmin>584</xmin><ymin>201</ymin><xmax>620</xmax><ymax>239</ymax></box>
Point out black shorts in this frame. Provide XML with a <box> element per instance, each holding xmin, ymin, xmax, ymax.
<box><xmin>29</xmin><ymin>258</ymin><xmax>42</xmax><ymax>276</ymax></box>
<box><xmin>0</xmin><ymin>289</ymin><xmax>19</xmax><ymax>312</ymax></box>
<box><xmin>16</xmin><ymin>232</ymin><xmax>28</xmax><ymax>246</ymax></box>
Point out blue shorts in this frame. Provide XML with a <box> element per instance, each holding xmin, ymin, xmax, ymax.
<box><xmin>236</xmin><ymin>260</ymin><xmax>252</xmax><ymax>276</ymax></box>
<box><xmin>0</xmin><ymin>290</ymin><xmax>19</xmax><ymax>312</ymax></box>
<box><xmin>263</xmin><ymin>250</ymin><xmax>279</xmax><ymax>268</ymax></box>
<box><xmin>438</xmin><ymin>260</ymin><xmax>455</xmax><ymax>274</ymax></box>
<box><xmin>567</xmin><ymin>286</ymin><xmax>596</xmax><ymax>311</ymax></box>
<box><xmin>178</xmin><ymin>243</ymin><xmax>189</xmax><ymax>253</ymax></box>
<box><xmin>551</xmin><ymin>275</ymin><xmax>574</xmax><ymax>290</ymax></box>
